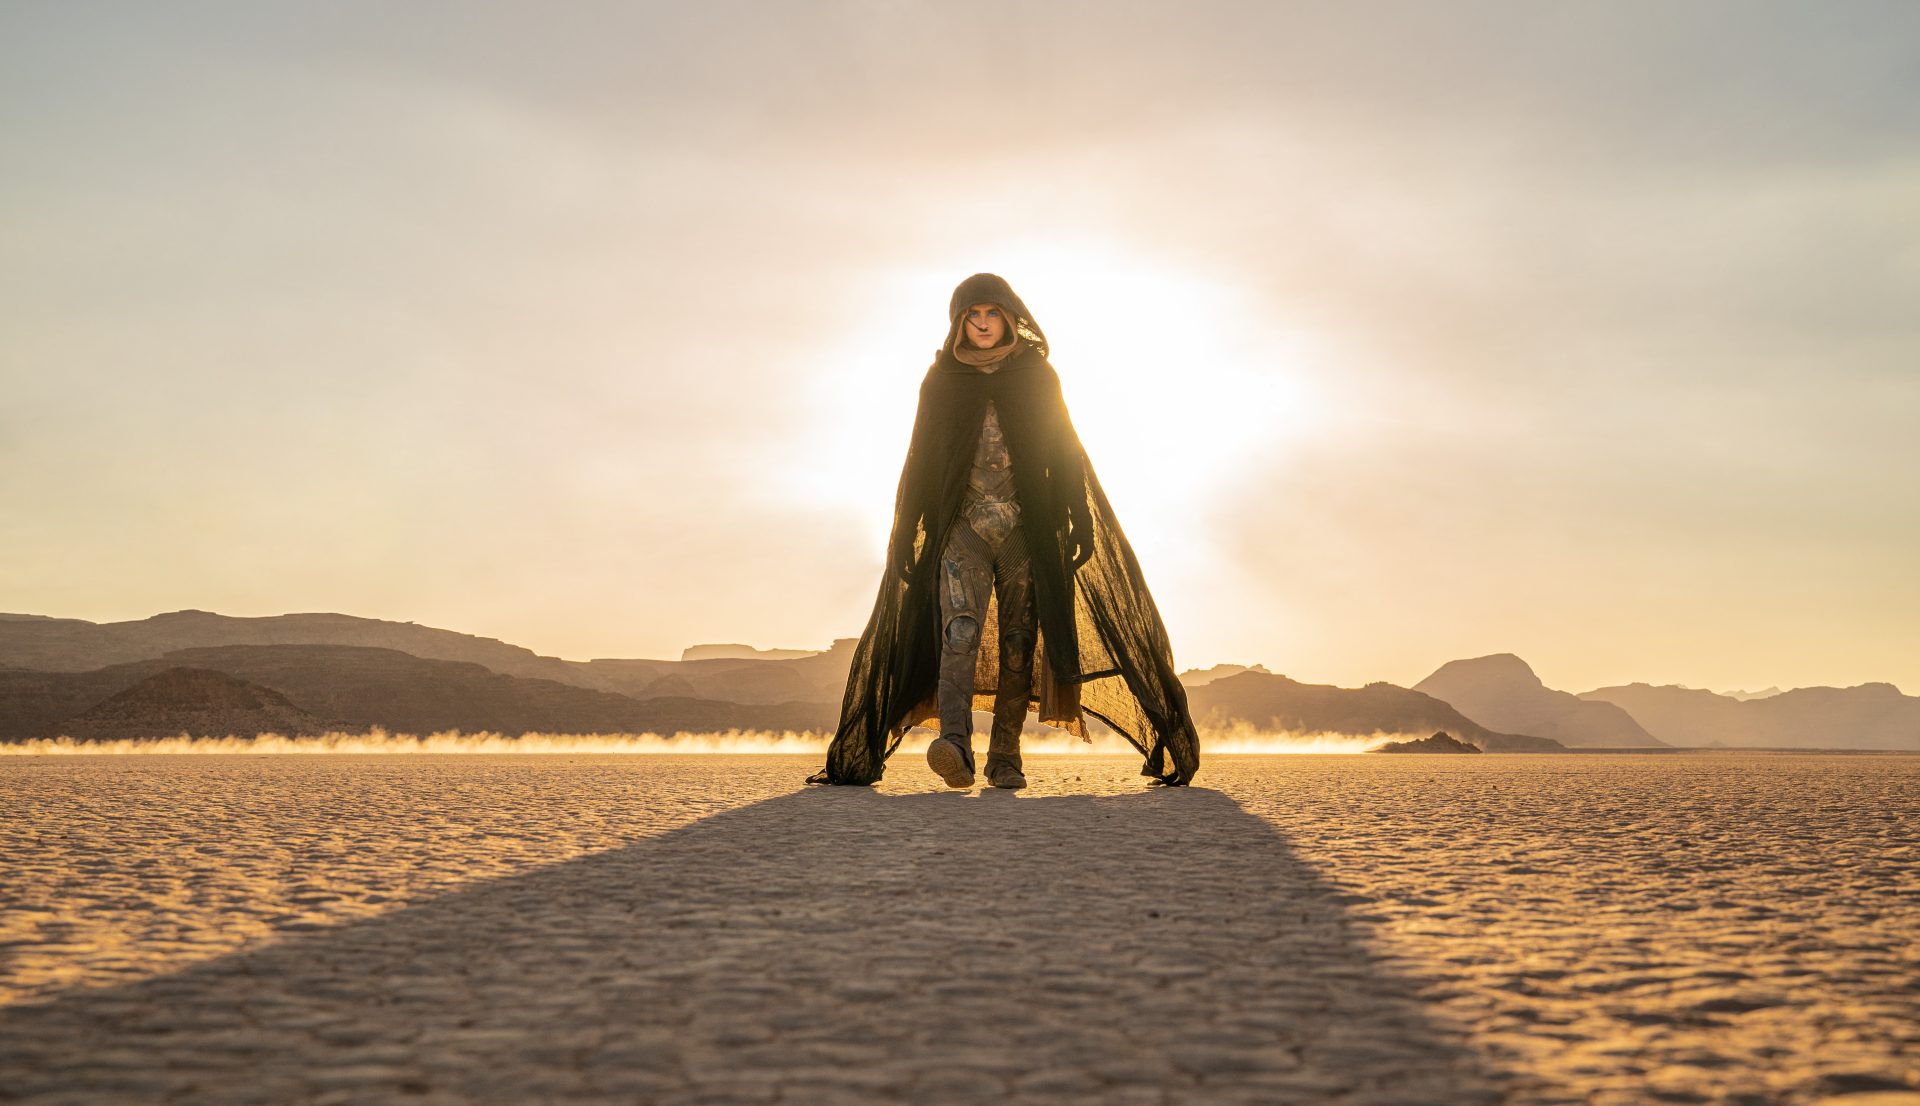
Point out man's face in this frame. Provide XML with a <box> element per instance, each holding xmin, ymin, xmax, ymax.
<box><xmin>963</xmin><ymin>303</ymin><xmax>1008</xmax><ymax>349</ymax></box>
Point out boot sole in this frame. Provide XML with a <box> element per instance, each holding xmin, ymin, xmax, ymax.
<box><xmin>927</xmin><ymin>740</ymin><xmax>975</xmax><ymax>789</ymax></box>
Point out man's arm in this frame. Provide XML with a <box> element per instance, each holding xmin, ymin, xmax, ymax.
<box><xmin>1046</xmin><ymin>374</ymin><xmax>1095</xmax><ymax>569</ymax></box>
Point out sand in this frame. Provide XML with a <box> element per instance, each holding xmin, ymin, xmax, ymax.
<box><xmin>0</xmin><ymin>752</ymin><xmax>1915</xmax><ymax>1105</ymax></box>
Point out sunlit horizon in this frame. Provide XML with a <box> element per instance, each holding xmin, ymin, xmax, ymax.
<box><xmin>3</xmin><ymin>3</ymin><xmax>1914</xmax><ymax>697</ymax></box>
<box><xmin>0</xmin><ymin>725</ymin><xmax>1406</xmax><ymax>757</ymax></box>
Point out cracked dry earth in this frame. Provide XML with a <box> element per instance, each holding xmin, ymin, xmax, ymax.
<box><xmin>1</xmin><ymin>753</ymin><xmax>1916</xmax><ymax>1106</ymax></box>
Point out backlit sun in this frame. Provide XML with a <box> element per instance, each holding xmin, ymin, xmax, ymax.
<box><xmin>791</xmin><ymin>242</ymin><xmax>1325</xmax><ymax>585</ymax></box>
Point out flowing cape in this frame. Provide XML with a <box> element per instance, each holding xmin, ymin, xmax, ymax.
<box><xmin>806</xmin><ymin>346</ymin><xmax>1200</xmax><ymax>786</ymax></box>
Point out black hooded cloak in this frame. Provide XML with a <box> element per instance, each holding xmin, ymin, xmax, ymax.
<box><xmin>807</xmin><ymin>273</ymin><xmax>1200</xmax><ymax>786</ymax></box>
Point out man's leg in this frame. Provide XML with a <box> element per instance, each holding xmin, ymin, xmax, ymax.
<box><xmin>931</xmin><ymin>522</ymin><xmax>992</xmax><ymax>786</ymax></box>
<box><xmin>986</xmin><ymin>525</ymin><xmax>1036</xmax><ymax>788</ymax></box>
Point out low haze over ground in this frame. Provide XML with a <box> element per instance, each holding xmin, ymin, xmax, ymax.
<box><xmin>3</xmin><ymin>2</ymin><xmax>1916</xmax><ymax>694</ymax></box>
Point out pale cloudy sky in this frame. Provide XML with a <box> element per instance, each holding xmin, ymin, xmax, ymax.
<box><xmin>3</xmin><ymin>1</ymin><xmax>1916</xmax><ymax>694</ymax></box>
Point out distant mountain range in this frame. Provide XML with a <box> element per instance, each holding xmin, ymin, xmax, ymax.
<box><xmin>1412</xmin><ymin>652</ymin><xmax>1914</xmax><ymax>750</ymax></box>
<box><xmin>0</xmin><ymin>610</ymin><xmax>854</xmax><ymax>706</ymax></box>
<box><xmin>0</xmin><ymin>611</ymin><xmax>1910</xmax><ymax>750</ymax></box>
<box><xmin>682</xmin><ymin>643</ymin><xmax>820</xmax><ymax>662</ymax></box>
<box><xmin>1414</xmin><ymin>654</ymin><xmax>1666</xmax><ymax>747</ymax></box>
<box><xmin>56</xmin><ymin>666</ymin><xmax>333</xmax><ymax>741</ymax></box>
<box><xmin>1184</xmin><ymin>671</ymin><xmax>1562</xmax><ymax>751</ymax></box>
<box><xmin>1578</xmin><ymin>681</ymin><xmax>1918</xmax><ymax>750</ymax></box>
<box><xmin>0</xmin><ymin>644</ymin><xmax>841</xmax><ymax>742</ymax></box>
<box><xmin>1176</xmin><ymin>663</ymin><xmax>1273</xmax><ymax>686</ymax></box>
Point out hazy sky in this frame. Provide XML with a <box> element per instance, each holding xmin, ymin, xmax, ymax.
<box><xmin>4</xmin><ymin>1</ymin><xmax>1916</xmax><ymax>695</ymax></box>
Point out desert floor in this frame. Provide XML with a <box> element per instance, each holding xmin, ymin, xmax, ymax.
<box><xmin>1</xmin><ymin>752</ymin><xmax>1916</xmax><ymax>1106</ymax></box>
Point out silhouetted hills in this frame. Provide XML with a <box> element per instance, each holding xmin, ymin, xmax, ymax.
<box><xmin>4</xmin><ymin>610</ymin><xmax>1905</xmax><ymax>750</ymax></box>
<box><xmin>0</xmin><ymin>609</ymin><xmax>585</xmax><ymax>683</ymax></box>
<box><xmin>1371</xmin><ymin>731</ymin><xmax>1482</xmax><ymax>754</ymax></box>
<box><xmin>1413</xmin><ymin>653</ymin><xmax>1665</xmax><ymax>747</ymax></box>
<box><xmin>0</xmin><ymin>609</ymin><xmax>856</xmax><ymax>707</ymax></box>
<box><xmin>54</xmin><ymin>666</ymin><xmax>333</xmax><ymax>740</ymax></box>
<box><xmin>1579</xmin><ymin>681</ymin><xmax>1919</xmax><ymax>749</ymax></box>
<box><xmin>0</xmin><ymin>644</ymin><xmax>840</xmax><ymax>742</ymax></box>
<box><xmin>681</xmin><ymin>643</ymin><xmax>821</xmax><ymax>662</ymax></box>
<box><xmin>1184</xmin><ymin>670</ymin><xmax>1563</xmax><ymax>752</ymax></box>
<box><xmin>581</xmin><ymin>641</ymin><xmax>856</xmax><ymax>704</ymax></box>
<box><xmin>1177</xmin><ymin>663</ymin><xmax>1273</xmax><ymax>686</ymax></box>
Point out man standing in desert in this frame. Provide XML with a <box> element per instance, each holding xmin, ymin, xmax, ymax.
<box><xmin>808</xmin><ymin>273</ymin><xmax>1200</xmax><ymax>790</ymax></box>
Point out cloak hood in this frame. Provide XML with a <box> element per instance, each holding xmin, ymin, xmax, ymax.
<box><xmin>944</xmin><ymin>272</ymin><xmax>1048</xmax><ymax>361</ymax></box>
<box><xmin>807</xmin><ymin>273</ymin><xmax>1200</xmax><ymax>787</ymax></box>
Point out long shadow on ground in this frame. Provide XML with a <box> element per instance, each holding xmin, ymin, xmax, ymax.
<box><xmin>0</xmin><ymin>786</ymin><xmax>1510</xmax><ymax>1105</ymax></box>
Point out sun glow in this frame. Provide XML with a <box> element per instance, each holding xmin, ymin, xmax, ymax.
<box><xmin>791</xmin><ymin>244</ymin><xmax>1327</xmax><ymax>575</ymax></box>
<box><xmin>987</xmin><ymin>244</ymin><xmax>1321</xmax><ymax>548</ymax></box>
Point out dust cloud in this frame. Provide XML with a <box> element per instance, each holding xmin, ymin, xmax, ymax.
<box><xmin>1</xmin><ymin>722</ymin><xmax>1396</xmax><ymax>755</ymax></box>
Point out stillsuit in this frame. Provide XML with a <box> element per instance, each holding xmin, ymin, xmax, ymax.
<box><xmin>936</xmin><ymin>399</ymin><xmax>1037</xmax><ymax>773</ymax></box>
